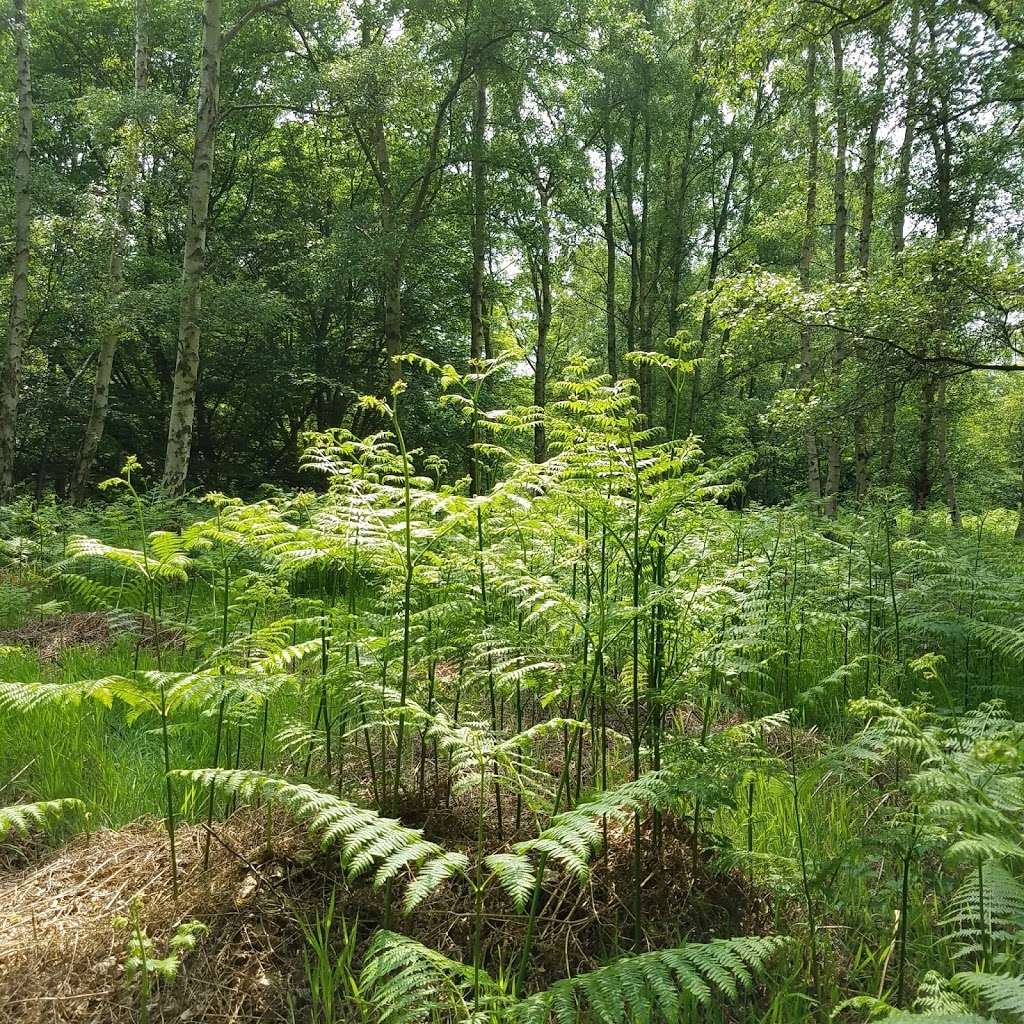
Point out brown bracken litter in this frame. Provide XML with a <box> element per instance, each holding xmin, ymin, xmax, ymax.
<box><xmin>0</xmin><ymin>810</ymin><xmax>314</xmax><ymax>1023</ymax></box>
<box><xmin>0</xmin><ymin>786</ymin><xmax>775</xmax><ymax>1023</ymax></box>
<box><xmin>0</xmin><ymin>612</ymin><xmax>184</xmax><ymax>663</ymax></box>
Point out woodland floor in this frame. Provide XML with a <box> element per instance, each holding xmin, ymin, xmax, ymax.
<box><xmin>0</xmin><ymin>793</ymin><xmax>773</xmax><ymax>1023</ymax></box>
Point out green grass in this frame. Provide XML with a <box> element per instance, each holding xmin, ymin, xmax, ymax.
<box><xmin>0</xmin><ymin>635</ymin><xmax>307</xmax><ymax>827</ymax></box>
<box><xmin>1</xmin><ymin>485</ymin><xmax>1021</xmax><ymax>1023</ymax></box>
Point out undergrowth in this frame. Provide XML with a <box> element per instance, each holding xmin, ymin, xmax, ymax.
<box><xmin>0</xmin><ymin>369</ymin><xmax>1022</xmax><ymax>1022</ymax></box>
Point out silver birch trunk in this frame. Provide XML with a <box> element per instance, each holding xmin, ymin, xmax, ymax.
<box><xmin>854</xmin><ymin>25</ymin><xmax>886</xmax><ymax>499</ymax></box>
<box><xmin>0</xmin><ymin>0</ymin><xmax>33</xmax><ymax>502</ymax></box>
<box><xmin>881</xmin><ymin>2</ymin><xmax>921</xmax><ymax>486</ymax></box>
<box><xmin>824</xmin><ymin>26</ymin><xmax>848</xmax><ymax>517</ymax></box>
<box><xmin>161</xmin><ymin>0</ymin><xmax>222</xmax><ymax>495</ymax></box>
<box><xmin>469</xmin><ymin>69</ymin><xmax>487</xmax><ymax>363</ymax></box>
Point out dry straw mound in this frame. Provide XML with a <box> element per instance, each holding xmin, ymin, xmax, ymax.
<box><xmin>0</xmin><ymin>811</ymin><xmax>311</xmax><ymax>1023</ymax></box>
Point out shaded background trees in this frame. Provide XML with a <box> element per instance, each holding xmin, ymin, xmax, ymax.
<box><xmin>0</xmin><ymin>0</ymin><xmax>1022</xmax><ymax>519</ymax></box>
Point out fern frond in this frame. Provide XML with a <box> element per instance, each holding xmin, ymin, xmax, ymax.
<box><xmin>173</xmin><ymin>769</ymin><xmax>466</xmax><ymax>897</ymax></box>
<box><xmin>402</xmin><ymin>851</ymin><xmax>471</xmax><ymax>912</ymax></box>
<box><xmin>359</xmin><ymin>929</ymin><xmax>491</xmax><ymax>1024</ymax></box>
<box><xmin>913</xmin><ymin>970</ymin><xmax>971</xmax><ymax>1015</ymax></box>
<box><xmin>954</xmin><ymin>972</ymin><xmax>1024</xmax><ymax>1019</ymax></box>
<box><xmin>484</xmin><ymin>853</ymin><xmax>537</xmax><ymax>911</ymax></box>
<box><xmin>0</xmin><ymin>677</ymin><xmax>108</xmax><ymax>712</ymax></box>
<box><xmin>0</xmin><ymin>798</ymin><xmax>84</xmax><ymax>839</ymax></box>
<box><xmin>511</xmin><ymin>935</ymin><xmax>790</xmax><ymax>1024</ymax></box>
<box><xmin>516</xmin><ymin>771</ymin><xmax>674</xmax><ymax>878</ymax></box>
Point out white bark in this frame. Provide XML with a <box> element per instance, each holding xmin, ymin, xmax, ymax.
<box><xmin>469</xmin><ymin>69</ymin><xmax>487</xmax><ymax>363</ymax></box>
<box><xmin>161</xmin><ymin>0</ymin><xmax>222</xmax><ymax>495</ymax></box>
<box><xmin>0</xmin><ymin>0</ymin><xmax>33</xmax><ymax>502</ymax></box>
<box><xmin>824</xmin><ymin>27</ymin><xmax>848</xmax><ymax>517</ymax></box>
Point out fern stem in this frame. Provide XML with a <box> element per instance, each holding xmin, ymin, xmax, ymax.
<box><xmin>788</xmin><ymin>716</ymin><xmax>822</xmax><ymax>1016</ymax></box>
<box><xmin>895</xmin><ymin>804</ymin><xmax>917</xmax><ymax>1007</ymax></box>
<box><xmin>390</xmin><ymin>395</ymin><xmax>413</xmax><ymax>816</ymax></box>
<box><xmin>202</xmin><ymin>691</ymin><xmax>226</xmax><ymax>871</ymax></box>
<box><xmin>159</xmin><ymin>680</ymin><xmax>179</xmax><ymax>903</ymax></box>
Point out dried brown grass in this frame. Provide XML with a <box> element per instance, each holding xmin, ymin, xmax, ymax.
<box><xmin>0</xmin><ymin>612</ymin><xmax>184</xmax><ymax>663</ymax></box>
<box><xmin>0</xmin><ymin>810</ymin><xmax>313</xmax><ymax>1023</ymax></box>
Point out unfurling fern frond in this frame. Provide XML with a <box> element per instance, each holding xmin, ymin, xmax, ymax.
<box><xmin>172</xmin><ymin>769</ymin><xmax>467</xmax><ymax>906</ymax></box>
<box><xmin>511</xmin><ymin>934</ymin><xmax>791</xmax><ymax>1024</ymax></box>
<box><xmin>0</xmin><ymin>798</ymin><xmax>84</xmax><ymax>839</ymax></box>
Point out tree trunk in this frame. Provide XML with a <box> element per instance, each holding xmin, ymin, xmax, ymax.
<box><xmin>469</xmin><ymin>69</ymin><xmax>487</xmax><ymax>362</ymax></box>
<box><xmin>161</xmin><ymin>0</ymin><xmax>222</xmax><ymax>495</ymax></box>
<box><xmin>799</xmin><ymin>42</ymin><xmax>822</xmax><ymax>503</ymax></box>
<box><xmin>881</xmin><ymin>2</ymin><xmax>921</xmax><ymax>486</ymax></box>
<box><xmin>824</xmin><ymin>26</ymin><xmax>848</xmax><ymax>518</ymax></box>
<box><xmin>0</xmin><ymin>0</ymin><xmax>33</xmax><ymax>502</ymax></box>
<box><xmin>637</xmin><ymin>94</ymin><xmax>653</xmax><ymax>422</ymax></box>
<box><xmin>891</xmin><ymin>1</ymin><xmax>920</xmax><ymax>254</ymax></box>
<box><xmin>533</xmin><ymin>192</ymin><xmax>552</xmax><ymax>464</ymax></box>
<box><xmin>1015</xmin><ymin>446</ymin><xmax>1024</xmax><ymax>541</ymax></box>
<box><xmin>603</xmin><ymin>99</ymin><xmax>617</xmax><ymax>381</ymax></box>
<box><xmin>911</xmin><ymin>375</ymin><xmax>934</xmax><ymax>510</ymax></box>
<box><xmin>687</xmin><ymin>148</ymin><xmax>738</xmax><ymax>434</ymax></box>
<box><xmin>926</xmin><ymin>6</ymin><xmax>961</xmax><ymax>525</ymax></box>
<box><xmin>936</xmin><ymin>377</ymin><xmax>961</xmax><ymax>527</ymax></box>
<box><xmin>533</xmin><ymin>280</ymin><xmax>550</xmax><ymax>465</ymax></box>
<box><xmin>383</xmin><ymin>253</ymin><xmax>403</xmax><ymax>386</ymax></box>
<box><xmin>71</xmin><ymin>0</ymin><xmax>148</xmax><ymax>504</ymax></box>
<box><xmin>623</xmin><ymin>114</ymin><xmax>639</xmax><ymax>392</ymax></box>
<box><xmin>854</xmin><ymin>24</ymin><xmax>886</xmax><ymax>499</ymax></box>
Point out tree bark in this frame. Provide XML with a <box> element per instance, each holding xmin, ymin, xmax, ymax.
<box><xmin>603</xmin><ymin>94</ymin><xmax>617</xmax><ymax>381</ymax></box>
<box><xmin>469</xmin><ymin>69</ymin><xmax>488</xmax><ymax>362</ymax></box>
<box><xmin>636</xmin><ymin>85</ymin><xmax>653</xmax><ymax>421</ymax></box>
<box><xmin>0</xmin><ymin>0</ymin><xmax>33</xmax><ymax>502</ymax></box>
<box><xmin>71</xmin><ymin>0</ymin><xmax>149</xmax><ymax>504</ymax></box>
<box><xmin>935</xmin><ymin>377</ymin><xmax>961</xmax><ymax>527</ymax></box>
<box><xmin>383</xmin><ymin>253</ymin><xmax>403</xmax><ymax>386</ymax></box>
<box><xmin>687</xmin><ymin>148</ymin><xmax>738</xmax><ymax>434</ymax></box>
<box><xmin>891</xmin><ymin>1</ymin><xmax>920</xmax><ymax>254</ymax></box>
<box><xmin>1015</xmin><ymin>444</ymin><xmax>1024</xmax><ymax>540</ymax></box>
<box><xmin>799</xmin><ymin>42</ymin><xmax>822</xmax><ymax>504</ymax></box>
<box><xmin>854</xmin><ymin>25</ymin><xmax>886</xmax><ymax>499</ymax></box>
<box><xmin>161</xmin><ymin>0</ymin><xmax>222</xmax><ymax>494</ymax></box>
<box><xmin>926</xmin><ymin>6</ymin><xmax>961</xmax><ymax>526</ymax></box>
<box><xmin>824</xmin><ymin>26</ymin><xmax>848</xmax><ymax>517</ymax></box>
<box><xmin>532</xmin><ymin>191</ymin><xmax>552</xmax><ymax>464</ymax></box>
<box><xmin>881</xmin><ymin>1</ymin><xmax>921</xmax><ymax>486</ymax></box>
<box><xmin>911</xmin><ymin>374</ymin><xmax>934</xmax><ymax>509</ymax></box>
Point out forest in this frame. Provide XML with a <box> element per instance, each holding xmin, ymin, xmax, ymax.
<box><xmin>1</xmin><ymin>0</ymin><xmax>1023</xmax><ymax>1021</ymax></box>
